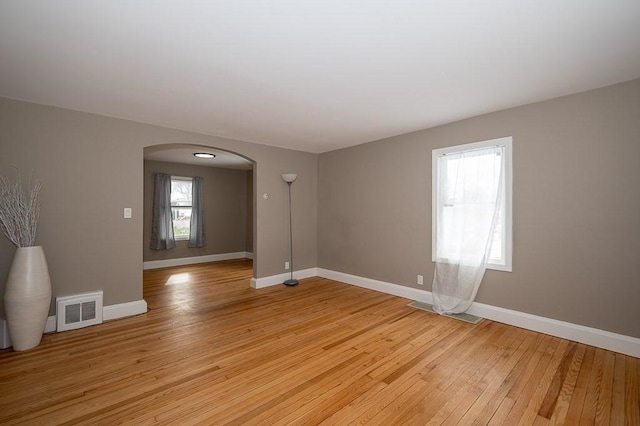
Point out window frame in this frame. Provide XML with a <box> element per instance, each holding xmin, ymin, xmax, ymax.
<box><xmin>170</xmin><ymin>176</ymin><xmax>193</xmax><ymax>241</ymax></box>
<box><xmin>432</xmin><ymin>136</ymin><xmax>513</xmax><ymax>272</ymax></box>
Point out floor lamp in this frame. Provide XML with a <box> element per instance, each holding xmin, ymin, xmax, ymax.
<box><xmin>282</xmin><ymin>173</ymin><xmax>298</xmax><ymax>286</ymax></box>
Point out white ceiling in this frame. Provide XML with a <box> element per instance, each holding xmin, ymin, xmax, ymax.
<box><xmin>1</xmin><ymin>1</ymin><xmax>639</xmax><ymax>154</ymax></box>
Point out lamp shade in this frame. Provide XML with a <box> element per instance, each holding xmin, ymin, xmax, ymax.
<box><xmin>281</xmin><ymin>173</ymin><xmax>297</xmax><ymax>183</ymax></box>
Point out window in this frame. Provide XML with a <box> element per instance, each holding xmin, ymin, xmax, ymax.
<box><xmin>170</xmin><ymin>177</ymin><xmax>192</xmax><ymax>240</ymax></box>
<box><xmin>432</xmin><ymin>137</ymin><xmax>512</xmax><ymax>271</ymax></box>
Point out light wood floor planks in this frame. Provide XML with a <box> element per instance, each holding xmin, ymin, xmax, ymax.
<box><xmin>0</xmin><ymin>259</ymin><xmax>638</xmax><ymax>425</ymax></box>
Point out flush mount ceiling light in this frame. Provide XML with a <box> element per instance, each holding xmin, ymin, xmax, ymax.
<box><xmin>193</xmin><ymin>152</ymin><xmax>215</xmax><ymax>159</ymax></box>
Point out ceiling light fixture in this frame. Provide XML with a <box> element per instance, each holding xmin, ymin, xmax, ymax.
<box><xmin>193</xmin><ymin>152</ymin><xmax>215</xmax><ymax>159</ymax></box>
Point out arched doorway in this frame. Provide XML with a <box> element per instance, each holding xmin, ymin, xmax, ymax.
<box><xmin>142</xmin><ymin>144</ymin><xmax>256</xmax><ymax>280</ymax></box>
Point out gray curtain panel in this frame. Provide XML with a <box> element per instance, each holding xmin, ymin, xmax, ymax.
<box><xmin>189</xmin><ymin>176</ymin><xmax>206</xmax><ymax>248</ymax></box>
<box><xmin>150</xmin><ymin>173</ymin><xmax>176</xmax><ymax>250</ymax></box>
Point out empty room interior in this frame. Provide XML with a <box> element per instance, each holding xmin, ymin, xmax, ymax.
<box><xmin>0</xmin><ymin>1</ymin><xmax>639</xmax><ymax>424</ymax></box>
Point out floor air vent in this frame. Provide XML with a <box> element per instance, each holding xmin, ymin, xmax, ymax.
<box><xmin>56</xmin><ymin>291</ymin><xmax>103</xmax><ymax>332</ymax></box>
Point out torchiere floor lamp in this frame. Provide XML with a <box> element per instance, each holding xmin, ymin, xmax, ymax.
<box><xmin>281</xmin><ymin>173</ymin><xmax>298</xmax><ymax>286</ymax></box>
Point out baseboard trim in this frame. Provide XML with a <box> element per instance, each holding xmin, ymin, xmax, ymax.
<box><xmin>318</xmin><ymin>269</ymin><xmax>434</xmax><ymax>304</ymax></box>
<box><xmin>316</xmin><ymin>268</ymin><xmax>640</xmax><ymax>358</ymax></box>
<box><xmin>45</xmin><ymin>316</ymin><xmax>57</xmax><ymax>333</ymax></box>
<box><xmin>251</xmin><ymin>268</ymin><xmax>319</xmax><ymax>289</ymax></box>
<box><xmin>103</xmin><ymin>299</ymin><xmax>148</xmax><ymax>321</ymax></box>
<box><xmin>1</xmin><ymin>299</ymin><xmax>148</xmax><ymax>349</ymax></box>
<box><xmin>143</xmin><ymin>252</ymin><xmax>252</xmax><ymax>270</ymax></box>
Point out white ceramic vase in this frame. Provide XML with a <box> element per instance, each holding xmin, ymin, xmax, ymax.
<box><xmin>4</xmin><ymin>246</ymin><xmax>52</xmax><ymax>351</ymax></box>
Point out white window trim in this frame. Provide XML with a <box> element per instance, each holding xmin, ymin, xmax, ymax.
<box><xmin>432</xmin><ymin>136</ymin><xmax>513</xmax><ymax>272</ymax></box>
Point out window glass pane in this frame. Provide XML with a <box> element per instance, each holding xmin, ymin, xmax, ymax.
<box><xmin>437</xmin><ymin>149</ymin><xmax>504</xmax><ymax>264</ymax></box>
<box><xmin>172</xmin><ymin>207</ymin><xmax>191</xmax><ymax>239</ymax></box>
<box><xmin>171</xmin><ymin>178</ymin><xmax>192</xmax><ymax>239</ymax></box>
<box><xmin>489</xmin><ymin>151</ymin><xmax>507</xmax><ymax>265</ymax></box>
<box><xmin>488</xmin><ymin>213</ymin><xmax>504</xmax><ymax>263</ymax></box>
<box><xmin>171</xmin><ymin>180</ymin><xmax>192</xmax><ymax>207</ymax></box>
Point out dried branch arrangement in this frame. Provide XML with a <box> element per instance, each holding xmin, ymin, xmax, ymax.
<box><xmin>0</xmin><ymin>172</ymin><xmax>43</xmax><ymax>247</ymax></box>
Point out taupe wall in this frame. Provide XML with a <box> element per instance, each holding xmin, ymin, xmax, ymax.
<box><xmin>143</xmin><ymin>160</ymin><xmax>250</xmax><ymax>262</ymax></box>
<box><xmin>318</xmin><ymin>79</ymin><xmax>640</xmax><ymax>338</ymax></box>
<box><xmin>0</xmin><ymin>97</ymin><xmax>318</xmax><ymax>317</ymax></box>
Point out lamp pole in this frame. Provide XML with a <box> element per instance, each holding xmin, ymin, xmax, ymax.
<box><xmin>282</xmin><ymin>174</ymin><xmax>298</xmax><ymax>286</ymax></box>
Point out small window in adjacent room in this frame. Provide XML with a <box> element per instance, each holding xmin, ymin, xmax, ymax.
<box><xmin>432</xmin><ymin>137</ymin><xmax>513</xmax><ymax>271</ymax></box>
<box><xmin>170</xmin><ymin>177</ymin><xmax>193</xmax><ymax>240</ymax></box>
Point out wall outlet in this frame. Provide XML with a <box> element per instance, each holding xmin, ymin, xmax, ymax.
<box><xmin>417</xmin><ymin>275</ymin><xmax>424</xmax><ymax>285</ymax></box>
<box><xmin>285</xmin><ymin>261</ymin><xmax>290</xmax><ymax>270</ymax></box>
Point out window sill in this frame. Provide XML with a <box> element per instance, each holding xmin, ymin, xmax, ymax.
<box><xmin>432</xmin><ymin>259</ymin><xmax>512</xmax><ymax>273</ymax></box>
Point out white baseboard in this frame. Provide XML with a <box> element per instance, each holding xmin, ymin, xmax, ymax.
<box><xmin>318</xmin><ymin>269</ymin><xmax>434</xmax><ymax>304</ymax></box>
<box><xmin>1</xmin><ymin>318</ymin><xmax>10</xmax><ymax>349</ymax></box>
<box><xmin>1</xmin><ymin>299</ymin><xmax>147</xmax><ymax>350</ymax></box>
<box><xmin>45</xmin><ymin>316</ymin><xmax>57</xmax><ymax>333</ymax></box>
<box><xmin>143</xmin><ymin>252</ymin><xmax>252</xmax><ymax>270</ymax></box>
<box><xmin>314</xmin><ymin>268</ymin><xmax>640</xmax><ymax>358</ymax></box>
<box><xmin>103</xmin><ymin>299</ymin><xmax>148</xmax><ymax>321</ymax></box>
<box><xmin>250</xmin><ymin>268</ymin><xmax>319</xmax><ymax>289</ymax></box>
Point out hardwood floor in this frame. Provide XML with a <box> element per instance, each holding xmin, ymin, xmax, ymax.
<box><xmin>0</xmin><ymin>259</ymin><xmax>638</xmax><ymax>425</ymax></box>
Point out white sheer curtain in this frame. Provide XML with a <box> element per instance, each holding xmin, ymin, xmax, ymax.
<box><xmin>432</xmin><ymin>146</ymin><xmax>504</xmax><ymax>314</ymax></box>
<box><xmin>188</xmin><ymin>176</ymin><xmax>206</xmax><ymax>248</ymax></box>
<box><xmin>150</xmin><ymin>173</ymin><xmax>176</xmax><ymax>250</ymax></box>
